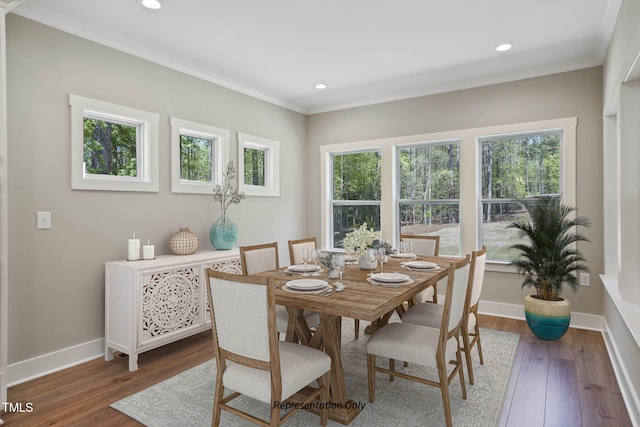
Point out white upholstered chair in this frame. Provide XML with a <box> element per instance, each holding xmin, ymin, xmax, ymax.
<box><xmin>239</xmin><ymin>242</ymin><xmax>320</xmax><ymax>335</ymax></box>
<box><xmin>288</xmin><ymin>237</ymin><xmax>317</xmax><ymax>265</ymax></box>
<box><xmin>401</xmin><ymin>234</ymin><xmax>440</xmax><ymax>304</ymax></box>
<box><xmin>205</xmin><ymin>269</ymin><xmax>331</xmax><ymax>427</ymax></box>
<box><xmin>366</xmin><ymin>256</ymin><xmax>471</xmax><ymax>427</ymax></box>
<box><xmin>402</xmin><ymin>246</ymin><xmax>487</xmax><ymax>384</ymax></box>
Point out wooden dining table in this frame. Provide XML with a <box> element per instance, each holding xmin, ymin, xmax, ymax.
<box><xmin>254</xmin><ymin>255</ymin><xmax>463</xmax><ymax>425</ymax></box>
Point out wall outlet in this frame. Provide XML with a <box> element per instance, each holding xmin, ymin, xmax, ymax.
<box><xmin>579</xmin><ymin>272</ymin><xmax>590</xmax><ymax>287</ymax></box>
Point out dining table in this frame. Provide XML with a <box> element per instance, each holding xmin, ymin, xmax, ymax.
<box><xmin>254</xmin><ymin>255</ymin><xmax>465</xmax><ymax>425</ymax></box>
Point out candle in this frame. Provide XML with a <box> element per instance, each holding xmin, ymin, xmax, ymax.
<box><xmin>128</xmin><ymin>233</ymin><xmax>140</xmax><ymax>261</ymax></box>
<box><xmin>143</xmin><ymin>239</ymin><xmax>155</xmax><ymax>260</ymax></box>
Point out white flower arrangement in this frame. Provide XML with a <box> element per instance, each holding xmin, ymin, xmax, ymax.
<box><xmin>342</xmin><ymin>224</ymin><xmax>379</xmax><ymax>258</ymax></box>
<box><xmin>212</xmin><ymin>161</ymin><xmax>246</xmax><ymax>222</ymax></box>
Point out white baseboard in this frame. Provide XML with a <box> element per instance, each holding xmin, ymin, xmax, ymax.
<box><xmin>602</xmin><ymin>318</ymin><xmax>640</xmax><ymax>427</ymax></box>
<box><xmin>3</xmin><ymin>299</ymin><xmax>605</xmax><ymax>388</ymax></box>
<box><xmin>478</xmin><ymin>299</ymin><xmax>604</xmax><ymax>331</ymax></box>
<box><xmin>7</xmin><ymin>338</ymin><xmax>104</xmax><ymax>387</ymax></box>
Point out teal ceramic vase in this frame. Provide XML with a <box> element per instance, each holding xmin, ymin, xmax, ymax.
<box><xmin>209</xmin><ymin>215</ymin><xmax>238</xmax><ymax>250</ymax></box>
<box><xmin>524</xmin><ymin>294</ymin><xmax>571</xmax><ymax>340</ymax></box>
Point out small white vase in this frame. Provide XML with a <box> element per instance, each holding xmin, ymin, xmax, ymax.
<box><xmin>358</xmin><ymin>254</ymin><xmax>377</xmax><ymax>270</ymax></box>
<box><xmin>328</xmin><ymin>270</ymin><xmax>339</xmax><ymax>279</ymax></box>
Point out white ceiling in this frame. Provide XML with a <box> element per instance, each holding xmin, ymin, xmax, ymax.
<box><xmin>11</xmin><ymin>0</ymin><xmax>621</xmax><ymax>114</ymax></box>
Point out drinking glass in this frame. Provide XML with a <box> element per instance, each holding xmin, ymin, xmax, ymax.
<box><xmin>310</xmin><ymin>249</ymin><xmax>321</xmax><ymax>276</ymax></box>
<box><xmin>302</xmin><ymin>248</ymin><xmax>310</xmax><ymax>276</ymax></box>
<box><xmin>378</xmin><ymin>247</ymin><xmax>386</xmax><ymax>273</ymax></box>
<box><xmin>367</xmin><ymin>248</ymin><xmax>377</xmax><ymax>276</ymax></box>
<box><xmin>332</xmin><ymin>254</ymin><xmax>346</xmax><ymax>286</ymax></box>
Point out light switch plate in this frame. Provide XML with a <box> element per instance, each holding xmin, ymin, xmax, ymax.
<box><xmin>37</xmin><ymin>211</ymin><xmax>51</xmax><ymax>229</ymax></box>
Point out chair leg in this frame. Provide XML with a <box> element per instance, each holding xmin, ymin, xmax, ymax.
<box><xmin>212</xmin><ymin>376</ymin><xmax>224</xmax><ymax>427</ymax></box>
<box><xmin>437</xmin><ymin>363</ymin><xmax>453</xmax><ymax>427</ymax></box>
<box><xmin>389</xmin><ymin>358</ymin><xmax>395</xmax><ymax>382</ymax></box>
<box><xmin>432</xmin><ymin>283</ymin><xmax>438</xmax><ymax>304</ymax></box>
<box><xmin>367</xmin><ymin>354</ymin><xmax>376</xmax><ymax>402</ymax></box>
<box><xmin>320</xmin><ymin>372</ymin><xmax>329</xmax><ymax>426</ymax></box>
<box><xmin>354</xmin><ymin>319</ymin><xmax>360</xmax><ymax>339</ymax></box>
<box><xmin>475</xmin><ymin>324</ymin><xmax>484</xmax><ymax>365</ymax></box>
<box><xmin>269</xmin><ymin>403</ymin><xmax>281</xmax><ymax>427</ymax></box>
<box><xmin>457</xmin><ymin>348</ymin><xmax>467</xmax><ymax>399</ymax></box>
<box><xmin>462</xmin><ymin>329</ymin><xmax>475</xmax><ymax>385</ymax></box>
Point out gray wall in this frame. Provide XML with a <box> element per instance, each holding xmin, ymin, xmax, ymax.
<box><xmin>306</xmin><ymin>67</ymin><xmax>605</xmax><ymax>315</ymax></box>
<box><xmin>6</xmin><ymin>15</ymin><xmax>308</xmax><ymax>363</ymax></box>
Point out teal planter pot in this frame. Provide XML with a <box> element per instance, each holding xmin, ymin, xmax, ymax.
<box><xmin>524</xmin><ymin>295</ymin><xmax>571</xmax><ymax>340</ymax></box>
<box><xmin>209</xmin><ymin>215</ymin><xmax>238</xmax><ymax>250</ymax></box>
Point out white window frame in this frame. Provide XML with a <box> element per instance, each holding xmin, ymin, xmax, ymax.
<box><xmin>69</xmin><ymin>94</ymin><xmax>159</xmax><ymax>192</ymax></box>
<box><xmin>170</xmin><ymin>117</ymin><xmax>229</xmax><ymax>194</ymax></box>
<box><xmin>238</xmin><ymin>133</ymin><xmax>280</xmax><ymax>197</ymax></box>
<box><xmin>320</xmin><ymin>117</ymin><xmax>577</xmax><ymax>273</ymax></box>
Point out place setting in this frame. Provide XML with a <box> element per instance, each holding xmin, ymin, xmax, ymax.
<box><xmin>285</xmin><ymin>263</ymin><xmax>323</xmax><ymax>276</ymax></box>
<box><xmin>401</xmin><ymin>260</ymin><xmax>442</xmax><ymax>272</ymax></box>
<box><xmin>282</xmin><ymin>278</ymin><xmax>334</xmax><ymax>295</ymax></box>
<box><xmin>367</xmin><ymin>272</ymin><xmax>414</xmax><ymax>288</ymax></box>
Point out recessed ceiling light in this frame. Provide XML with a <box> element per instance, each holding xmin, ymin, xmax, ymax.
<box><xmin>315</xmin><ymin>83</ymin><xmax>327</xmax><ymax>90</ymax></box>
<box><xmin>139</xmin><ymin>0</ymin><xmax>162</xmax><ymax>10</ymax></box>
<box><xmin>496</xmin><ymin>43</ymin><xmax>512</xmax><ymax>52</ymax></box>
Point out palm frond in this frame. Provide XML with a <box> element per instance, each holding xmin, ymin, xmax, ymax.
<box><xmin>508</xmin><ymin>196</ymin><xmax>590</xmax><ymax>301</ymax></box>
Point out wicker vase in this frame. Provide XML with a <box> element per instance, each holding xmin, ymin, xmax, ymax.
<box><xmin>169</xmin><ymin>227</ymin><xmax>199</xmax><ymax>255</ymax></box>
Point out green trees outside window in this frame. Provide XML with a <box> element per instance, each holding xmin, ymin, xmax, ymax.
<box><xmin>244</xmin><ymin>147</ymin><xmax>266</xmax><ymax>186</ymax></box>
<box><xmin>332</xmin><ymin>151</ymin><xmax>381</xmax><ymax>248</ymax></box>
<box><xmin>398</xmin><ymin>142</ymin><xmax>461</xmax><ymax>255</ymax></box>
<box><xmin>180</xmin><ymin>135</ymin><xmax>212</xmax><ymax>182</ymax></box>
<box><xmin>481</xmin><ymin>132</ymin><xmax>561</xmax><ymax>260</ymax></box>
<box><xmin>83</xmin><ymin>118</ymin><xmax>137</xmax><ymax>177</ymax></box>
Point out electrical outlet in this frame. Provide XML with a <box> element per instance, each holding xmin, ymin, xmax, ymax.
<box><xmin>579</xmin><ymin>272</ymin><xmax>590</xmax><ymax>287</ymax></box>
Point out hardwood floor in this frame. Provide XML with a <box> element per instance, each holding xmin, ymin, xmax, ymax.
<box><xmin>1</xmin><ymin>315</ymin><xmax>632</xmax><ymax>426</ymax></box>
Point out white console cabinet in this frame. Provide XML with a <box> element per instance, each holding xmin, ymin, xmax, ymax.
<box><xmin>105</xmin><ymin>249</ymin><xmax>241</xmax><ymax>371</ymax></box>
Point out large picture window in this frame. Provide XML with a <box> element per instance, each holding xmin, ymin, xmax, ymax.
<box><xmin>397</xmin><ymin>141</ymin><xmax>460</xmax><ymax>256</ymax></box>
<box><xmin>331</xmin><ymin>150</ymin><xmax>381</xmax><ymax>249</ymax></box>
<box><xmin>320</xmin><ymin>117</ymin><xmax>576</xmax><ymax>271</ymax></box>
<box><xmin>480</xmin><ymin>130</ymin><xmax>561</xmax><ymax>261</ymax></box>
<box><xmin>70</xmin><ymin>94</ymin><xmax>159</xmax><ymax>192</ymax></box>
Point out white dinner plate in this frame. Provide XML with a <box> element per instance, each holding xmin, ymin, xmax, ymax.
<box><xmin>287</xmin><ymin>264</ymin><xmax>321</xmax><ymax>273</ymax></box>
<box><xmin>371</xmin><ymin>272</ymin><xmax>410</xmax><ymax>283</ymax></box>
<box><xmin>286</xmin><ymin>279</ymin><xmax>328</xmax><ymax>291</ymax></box>
<box><xmin>404</xmin><ymin>261</ymin><xmax>438</xmax><ymax>269</ymax></box>
<box><xmin>390</xmin><ymin>252</ymin><xmax>416</xmax><ymax>259</ymax></box>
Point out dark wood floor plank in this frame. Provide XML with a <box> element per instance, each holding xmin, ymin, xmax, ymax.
<box><xmin>545</xmin><ymin>356</ymin><xmax>582</xmax><ymax>427</ymax></box>
<box><xmin>504</xmin><ymin>340</ymin><xmax>549</xmax><ymax>427</ymax></box>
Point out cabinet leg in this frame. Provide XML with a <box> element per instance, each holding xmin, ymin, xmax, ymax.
<box><xmin>105</xmin><ymin>346</ymin><xmax>113</xmax><ymax>362</ymax></box>
<box><xmin>128</xmin><ymin>354</ymin><xmax>138</xmax><ymax>372</ymax></box>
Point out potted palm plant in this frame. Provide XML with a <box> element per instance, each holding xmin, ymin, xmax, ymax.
<box><xmin>508</xmin><ymin>196</ymin><xmax>590</xmax><ymax>340</ymax></box>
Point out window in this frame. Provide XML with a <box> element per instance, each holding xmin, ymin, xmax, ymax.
<box><xmin>320</xmin><ymin>117</ymin><xmax>576</xmax><ymax>270</ymax></box>
<box><xmin>170</xmin><ymin>118</ymin><xmax>229</xmax><ymax>194</ymax></box>
<box><xmin>238</xmin><ymin>133</ymin><xmax>280</xmax><ymax>197</ymax></box>
<box><xmin>69</xmin><ymin>94</ymin><xmax>159</xmax><ymax>192</ymax></box>
<box><xmin>397</xmin><ymin>141</ymin><xmax>460</xmax><ymax>256</ymax></box>
<box><xmin>331</xmin><ymin>150</ymin><xmax>381</xmax><ymax>249</ymax></box>
<box><xmin>480</xmin><ymin>130</ymin><xmax>561</xmax><ymax>261</ymax></box>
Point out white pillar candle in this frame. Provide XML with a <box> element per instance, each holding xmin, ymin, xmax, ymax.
<box><xmin>142</xmin><ymin>240</ymin><xmax>155</xmax><ymax>260</ymax></box>
<box><xmin>128</xmin><ymin>233</ymin><xmax>141</xmax><ymax>261</ymax></box>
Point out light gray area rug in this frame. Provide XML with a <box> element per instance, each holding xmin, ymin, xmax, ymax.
<box><xmin>112</xmin><ymin>319</ymin><xmax>519</xmax><ymax>427</ymax></box>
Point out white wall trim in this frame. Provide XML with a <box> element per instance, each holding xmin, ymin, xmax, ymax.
<box><xmin>478</xmin><ymin>299</ymin><xmax>604</xmax><ymax>331</ymax></box>
<box><xmin>7</xmin><ymin>338</ymin><xmax>104</xmax><ymax>387</ymax></box>
<box><xmin>602</xmin><ymin>318</ymin><xmax>640</xmax><ymax>427</ymax></box>
<box><xmin>3</xmin><ymin>299</ymin><xmax>606</xmax><ymax>388</ymax></box>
